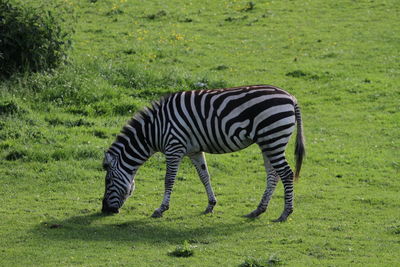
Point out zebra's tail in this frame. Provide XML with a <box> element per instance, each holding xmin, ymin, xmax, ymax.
<box><xmin>294</xmin><ymin>103</ymin><xmax>305</xmax><ymax>180</ymax></box>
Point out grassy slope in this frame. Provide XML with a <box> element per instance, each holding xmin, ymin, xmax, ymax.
<box><xmin>1</xmin><ymin>0</ymin><xmax>399</xmax><ymax>266</ymax></box>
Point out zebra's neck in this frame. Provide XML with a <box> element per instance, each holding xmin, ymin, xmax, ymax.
<box><xmin>138</xmin><ymin>100</ymin><xmax>165</xmax><ymax>154</ymax></box>
<box><xmin>109</xmin><ymin>112</ymin><xmax>154</xmax><ymax>171</ymax></box>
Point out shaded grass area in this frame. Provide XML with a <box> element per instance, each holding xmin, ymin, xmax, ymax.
<box><xmin>1</xmin><ymin>0</ymin><xmax>399</xmax><ymax>266</ymax></box>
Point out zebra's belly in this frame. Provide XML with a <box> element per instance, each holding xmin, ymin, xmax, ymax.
<box><xmin>203</xmin><ymin>139</ymin><xmax>254</xmax><ymax>154</ymax></box>
<box><xmin>187</xmin><ymin>134</ymin><xmax>254</xmax><ymax>154</ymax></box>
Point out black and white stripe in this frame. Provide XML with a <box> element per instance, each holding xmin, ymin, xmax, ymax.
<box><xmin>102</xmin><ymin>85</ymin><xmax>305</xmax><ymax>222</ymax></box>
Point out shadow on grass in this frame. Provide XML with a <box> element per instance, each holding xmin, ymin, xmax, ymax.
<box><xmin>31</xmin><ymin>212</ymin><xmax>264</xmax><ymax>244</ymax></box>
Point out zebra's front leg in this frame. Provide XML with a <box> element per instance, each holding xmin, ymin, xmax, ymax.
<box><xmin>151</xmin><ymin>155</ymin><xmax>182</xmax><ymax>218</ymax></box>
<box><xmin>189</xmin><ymin>152</ymin><xmax>217</xmax><ymax>214</ymax></box>
<box><xmin>245</xmin><ymin>154</ymin><xmax>279</xmax><ymax>218</ymax></box>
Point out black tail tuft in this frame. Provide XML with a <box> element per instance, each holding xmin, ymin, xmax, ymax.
<box><xmin>294</xmin><ymin>103</ymin><xmax>305</xmax><ymax>180</ymax></box>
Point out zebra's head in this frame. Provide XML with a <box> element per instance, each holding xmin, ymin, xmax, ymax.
<box><xmin>101</xmin><ymin>152</ymin><xmax>136</xmax><ymax>214</ymax></box>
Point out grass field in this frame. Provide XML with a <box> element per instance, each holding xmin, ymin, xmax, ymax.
<box><xmin>1</xmin><ymin>0</ymin><xmax>399</xmax><ymax>266</ymax></box>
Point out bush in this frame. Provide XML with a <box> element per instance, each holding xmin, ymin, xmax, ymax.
<box><xmin>0</xmin><ymin>0</ymin><xmax>72</xmax><ymax>78</ymax></box>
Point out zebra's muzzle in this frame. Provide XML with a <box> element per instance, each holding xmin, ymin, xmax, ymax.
<box><xmin>102</xmin><ymin>199</ymin><xmax>119</xmax><ymax>214</ymax></box>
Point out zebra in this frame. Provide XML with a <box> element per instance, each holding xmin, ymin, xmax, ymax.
<box><xmin>101</xmin><ymin>85</ymin><xmax>305</xmax><ymax>222</ymax></box>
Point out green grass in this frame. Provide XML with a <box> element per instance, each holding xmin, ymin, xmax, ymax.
<box><xmin>1</xmin><ymin>0</ymin><xmax>399</xmax><ymax>266</ymax></box>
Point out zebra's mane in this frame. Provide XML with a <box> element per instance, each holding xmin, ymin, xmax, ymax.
<box><xmin>131</xmin><ymin>97</ymin><xmax>164</xmax><ymax>124</ymax></box>
<box><xmin>106</xmin><ymin>99</ymin><xmax>159</xmax><ymax>155</ymax></box>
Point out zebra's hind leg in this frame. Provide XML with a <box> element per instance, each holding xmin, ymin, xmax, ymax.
<box><xmin>245</xmin><ymin>153</ymin><xmax>279</xmax><ymax>218</ymax></box>
<box><xmin>189</xmin><ymin>152</ymin><xmax>217</xmax><ymax>214</ymax></box>
<box><xmin>151</xmin><ymin>154</ymin><xmax>182</xmax><ymax>218</ymax></box>
<box><xmin>271</xmin><ymin>159</ymin><xmax>294</xmax><ymax>222</ymax></box>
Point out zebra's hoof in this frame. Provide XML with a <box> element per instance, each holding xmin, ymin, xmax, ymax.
<box><xmin>151</xmin><ymin>210</ymin><xmax>163</xmax><ymax>218</ymax></box>
<box><xmin>272</xmin><ymin>209</ymin><xmax>292</xmax><ymax>222</ymax></box>
<box><xmin>244</xmin><ymin>207</ymin><xmax>266</xmax><ymax>218</ymax></box>
<box><xmin>272</xmin><ymin>217</ymin><xmax>287</xmax><ymax>223</ymax></box>
<box><xmin>244</xmin><ymin>211</ymin><xmax>260</xmax><ymax>218</ymax></box>
<box><xmin>272</xmin><ymin>214</ymin><xmax>289</xmax><ymax>222</ymax></box>
<box><xmin>203</xmin><ymin>206</ymin><xmax>214</xmax><ymax>214</ymax></box>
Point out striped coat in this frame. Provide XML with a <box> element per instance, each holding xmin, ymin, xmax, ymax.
<box><xmin>102</xmin><ymin>85</ymin><xmax>305</xmax><ymax>222</ymax></box>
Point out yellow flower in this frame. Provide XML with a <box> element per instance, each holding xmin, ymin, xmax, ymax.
<box><xmin>174</xmin><ymin>33</ymin><xmax>184</xmax><ymax>41</ymax></box>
